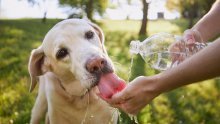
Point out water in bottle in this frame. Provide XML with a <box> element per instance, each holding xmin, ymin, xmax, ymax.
<box><xmin>130</xmin><ymin>32</ymin><xmax>207</xmax><ymax>71</ymax></box>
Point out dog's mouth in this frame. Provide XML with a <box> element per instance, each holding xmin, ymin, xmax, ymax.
<box><xmin>84</xmin><ymin>59</ymin><xmax>126</xmax><ymax>99</ymax></box>
<box><xmin>86</xmin><ymin>72</ymin><xmax>126</xmax><ymax>99</ymax></box>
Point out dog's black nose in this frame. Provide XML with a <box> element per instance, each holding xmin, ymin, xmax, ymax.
<box><xmin>86</xmin><ymin>57</ymin><xmax>107</xmax><ymax>74</ymax></box>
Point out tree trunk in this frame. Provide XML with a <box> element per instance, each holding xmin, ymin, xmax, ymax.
<box><xmin>42</xmin><ymin>11</ymin><xmax>47</xmax><ymax>23</ymax></box>
<box><xmin>85</xmin><ymin>0</ymin><xmax>94</xmax><ymax>21</ymax></box>
<box><xmin>187</xmin><ymin>8</ymin><xmax>195</xmax><ymax>28</ymax></box>
<box><xmin>139</xmin><ymin>0</ymin><xmax>149</xmax><ymax>36</ymax></box>
<box><xmin>188</xmin><ymin>15</ymin><xmax>194</xmax><ymax>28</ymax></box>
<box><xmin>188</xmin><ymin>3</ymin><xmax>198</xmax><ymax>28</ymax></box>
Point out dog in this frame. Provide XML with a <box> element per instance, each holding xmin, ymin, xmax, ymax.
<box><xmin>28</xmin><ymin>19</ymin><xmax>118</xmax><ymax>124</ymax></box>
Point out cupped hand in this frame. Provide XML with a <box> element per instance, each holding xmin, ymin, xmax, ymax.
<box><xmin>106</xmin><ymin>76</ymin><xmax>161</xmax><ymax>115</ymax></box>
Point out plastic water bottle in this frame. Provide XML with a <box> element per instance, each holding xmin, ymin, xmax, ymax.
<box><xmin>130</xmin><ymin>33</ymin><xmax>207</xmax><ymax>71</ymax></box>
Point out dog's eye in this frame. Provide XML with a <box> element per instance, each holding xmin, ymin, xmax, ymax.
<box><xmin>56</xmin><ymin>48</ymin><xmax>68</xmax><ymax>59</ymax></box>
<box><xmin>85</xmin><ymin>31</ymin><xmax>94</xmax><ymax>39</ymax></box>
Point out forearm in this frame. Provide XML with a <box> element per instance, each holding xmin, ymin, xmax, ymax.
<box><xmin>157</xmin><ymin>38</ymin><xmax>220</xmax><ymax>93</ymax></box>
<box><xmin>192</xmin><ymin>0</ymin><xmax>220</xmax><ymax>42</ymax></box>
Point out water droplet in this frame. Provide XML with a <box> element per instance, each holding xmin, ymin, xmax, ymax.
<box><xmin>179</xmin><ymin>120</ymin><xmax>183</xmax><ymax>124</ymax></box>
<box><xmin>128</xmin><ymin>114</ymin><xmax>138</xmax><ymax>124</ymax></box>
<box><xmin>181</xmin><ymin>95</ymin><xmax>185</xmax><ymax>99</ymax></box>
<box><xmin>134</xmin><ymin>116</ymin><xmax>138</xmax><ymax>123</ymax></box>
<box><xmin>127</xmin><ymin>55</ymin><xmax>134</xmax><ymax>82</ymax></box>
<box><xmin>80</xmin><ymin>93</ymin><xmax>90</xmax><ymax>124</ymax></box>
<box><xmin>10</xmin><ymin>119</ymin><xmax>13</xmax><ymax>124</ymax></box>
<box><xmin>14</xmin><ymin>112</ymin><xmax>18</xmax><ymax>116</ymax></box>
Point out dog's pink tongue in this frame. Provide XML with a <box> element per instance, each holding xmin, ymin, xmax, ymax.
<box><xmin>98</xmin><ymin>73</ymin><xmax>126</xmax><ymax>99</ymax></box>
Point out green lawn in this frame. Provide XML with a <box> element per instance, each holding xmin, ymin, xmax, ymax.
<box><xmin>0</xmin><ymin>19</ymin><xmax>220</xmax><ymax>124</ymax></box>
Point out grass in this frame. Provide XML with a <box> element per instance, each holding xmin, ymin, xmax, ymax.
<box><xmin>0</xmin><ymin>18</ymin><xmax>220</xmax><ymax>124</ymax></box>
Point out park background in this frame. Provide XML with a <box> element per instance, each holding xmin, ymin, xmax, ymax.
<box><xmin>1</xmin><ymin>0</ymin><xmax>220</xmax><ymax>124</ymax></box>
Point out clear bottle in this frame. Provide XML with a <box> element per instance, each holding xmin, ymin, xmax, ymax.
<box><xmin>130</xmin><ymin>33</ymin><xmax>207</xmax><ymax>71</ymax></box>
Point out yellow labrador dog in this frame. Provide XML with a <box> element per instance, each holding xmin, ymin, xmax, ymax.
<box><xmin>28</xmin><ymin>19</ymin><xmax>124</xmax><ymax>124</ymax></box>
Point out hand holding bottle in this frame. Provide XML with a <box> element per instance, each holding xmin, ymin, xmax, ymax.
<box><xmin>130</xmin><ymin>32</ymin><xmax>208</xmax><ymax>71</ymax></box>
<box><xmin>169</xmin><ymin>29</ymin><xmax>207</xmax><ymax>65</ymax></box>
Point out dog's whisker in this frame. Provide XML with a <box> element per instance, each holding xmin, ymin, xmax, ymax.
<box><xmin>82</xmin><ymin>74</ymin><xmax>95</xmax><ymax>80</ymax></box>
<box><xmin>82</xmin><ymin>76</ymin><xmax>96</xmax><ymax>81</ymax></box>
<box><xmin>112</xmin><ymin>61</ymin><xmax>122</xmax><ymax>66</ymax></box>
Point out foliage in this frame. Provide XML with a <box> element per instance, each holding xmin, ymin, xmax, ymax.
<box><xmin>0</xmin><ymin>19</ymin><xmax>61</xmax><ymax>124</ymax></box>
<box><xmin>0</xmin><ymin>19</ymin><xmax>220</xmax><ymax>124</ymax></box>
<box><xmin>58</xmin><ymin>0</ymin><xmax>108</xmax><ymax>20</ymax></box>
<box><xmin>166</xmin><ymin>0</ymin><xmax>216</xmax><ymax>28</ymax></box>
<box><xmin>166</xmin><ymin>0</ymin><xmax>215</xmax><ymax>17</ymax></box>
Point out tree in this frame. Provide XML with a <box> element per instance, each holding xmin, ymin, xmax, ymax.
<box><xmin>166</xmin><ymin>0</ymin><xmax>216</xmax><ymax>28</ymax></box>
<box><xmin>139</xmin><ymin>0</ymin><xmax>149</xmax><ymax>36</ymax></box>
<box><xmin>59</xmin><ymin>0</ymin><xmax>108</xmax><ymax>21</ymax></box>
<box><xmin>0</xmin><ymin>0</ymin><xmax>1</xmax><ymax>17</ymax></box>
<box><xmin>26</xmin><ymin>0</ymin><xmax>48</xmax><ymax>23</ymax></box>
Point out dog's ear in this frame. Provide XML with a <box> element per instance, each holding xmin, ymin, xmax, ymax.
<box><xmin>28</xmin><ymin>45</ymin><xmax>45</xmax><ymax>92</ymax></box>
<box><xmin>88</xmin><ymin>21</ymin><xmax>107</xmax><ymax>53</ymax></box>
<box><xmin>89</xmin><ymin>22</ymin><xmax>104</xmax><ymax>43</ymax></box>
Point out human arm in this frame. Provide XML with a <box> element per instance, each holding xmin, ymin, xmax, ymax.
<box><xmin>169</xmin><ymin>0</ymin><xmax>220</xmax><ymax>65</ymax></box>
<box><xmin>185</xmin><ymin>0</ymin><xmax>220</xmax><ymax>43</ymax></box>
<box><xmin>107</xmin><ymin>38</ymin><xmax>220</xmax><ymax>114</ymax></box>
<box><xmin>156</xmin><ymin>38</ymin><xmax>220</xmax><ymax>92</ymax></box>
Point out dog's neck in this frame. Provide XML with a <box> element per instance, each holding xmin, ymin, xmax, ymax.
<box><xmin>58</xmin><ymin>80</ymin><xmax>101</xmax><ymax>111</ymax></box>
<box><xmin>59</xmin><ymin>79</ymin><xmax>87</xmax><ymax>97</ymax></box>
<box><xmin>50</xmin><ymin>72</ymin><xmax>97</xmax><ymax>103</ymax></box>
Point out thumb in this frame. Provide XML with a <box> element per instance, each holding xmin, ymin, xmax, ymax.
<box><xmin>107</xmin><ymin>90</ymin><xmax>128</xmax><ymax>105</ymax></box>
<box><xmin>183</xmin><ymin>30</ymin><xmax>196</xmax><ymax>45</ymax></box>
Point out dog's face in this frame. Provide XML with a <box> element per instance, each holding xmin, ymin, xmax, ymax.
<box><xmin>28</xmin><ymin>19</ymin><xmax>114</xmax><ymax>96</ymax></box>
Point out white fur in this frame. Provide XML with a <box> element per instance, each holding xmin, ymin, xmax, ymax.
<box><xmin>28</xmin><ymin>19</ymin><xmax>117</xmax><ymax>124</ymax></box>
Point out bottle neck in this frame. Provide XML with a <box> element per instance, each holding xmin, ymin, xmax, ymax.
<box><xmin>130</xmin><ymin>40</ymin><xmax>141</xmax><ymax>55</ymax></box>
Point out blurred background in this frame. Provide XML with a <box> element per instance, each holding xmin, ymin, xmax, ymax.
<box><xmin>0</xmin><ymin>0</ymin><xmax>220</xmax><ymax>124</ymax></box>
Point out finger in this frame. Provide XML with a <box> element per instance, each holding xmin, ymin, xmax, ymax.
<box><xmin>124</xmin><ymin>96</ymin><xmax>150</xmax><ymax>115</ymax></box>
<box><xmin>108</xmin><ymin>90</ymin><xmax>131</xmax><ymax>104</ymax></box>
<box><xmin>97</xmin><ymin>94</ymin><xmax>126</xmax><ymax>110</ymax></box>
<box><xmin>128</xmin><ymin>106</ymin><xmax>142</xmax><ymax>115</ymax></box>
<box><xmin>98</xmin><ymin>95</ymin><xmax>124</xmax><ymax>109</ymax></box>
<box><xmin>96</xmin><ymin>93</ymin><xmax>110</xmax><ymax>101</ymax></box>
<box><xmin>96</xmin><ymin>92</ymin><xmax>126</xmax><ymax>104</ymax></box>
<box><xmin>120</xmin><ymin>102</ymin><xmax>139</xmax><ymax>115</ymax></box>
<box><xmin>183</xmin><ymin>30</ymin><xmax>196</xmax><ymax>45</ymax></box>
<box><xmin>108</xmin><ymin>102</ymin><xmax>121</xmax><ymax>108</ymax></box>
<box><xmin>106</xmin><ymin>92</ymin><xmax>125</xmax><ymax>104</ymax></box>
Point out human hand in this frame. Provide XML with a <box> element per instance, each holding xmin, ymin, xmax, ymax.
<box><xmin>168</xmin><ymin>38</ymin><xmax>186</xmax><ymax>67</ymax></box>
<box><xmin>106</xmin><ymin>76</ymin><xmax>161</xmax><ymax>115</ymax></box>
<box><xmin>183</xmin><ymin>29</ymin><xmax>205</xmax><ymax>57</ymax></box>
<box><xmin>168</xmin><ymin>29</ymin><xmax>204</xmax><ymax>66</ymax></box>
<box><xmin>183</xmin><ymin>29</ymin><xmax>204</xmax><ymax>45</ymax></box>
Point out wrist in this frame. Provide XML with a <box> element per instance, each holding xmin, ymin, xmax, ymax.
<box><xmin>152</xmin><ymin>73</ymin><xmax>167</xmax><ymax>93</ymax></box>
<box><xmin>142</xmin><ymin>75</ymin><xmax>163</xmax><ymax>97</ymax></box>
<box><xmin>153</xmin><ymin>72</ymin><xmax>178</xmax><ymax>94</ymax></box>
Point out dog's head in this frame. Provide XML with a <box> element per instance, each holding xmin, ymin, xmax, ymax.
<box><xmin>28</xmin><ymin>19</ymin><xmax>114</xmax><ymax>96</ymax></box>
